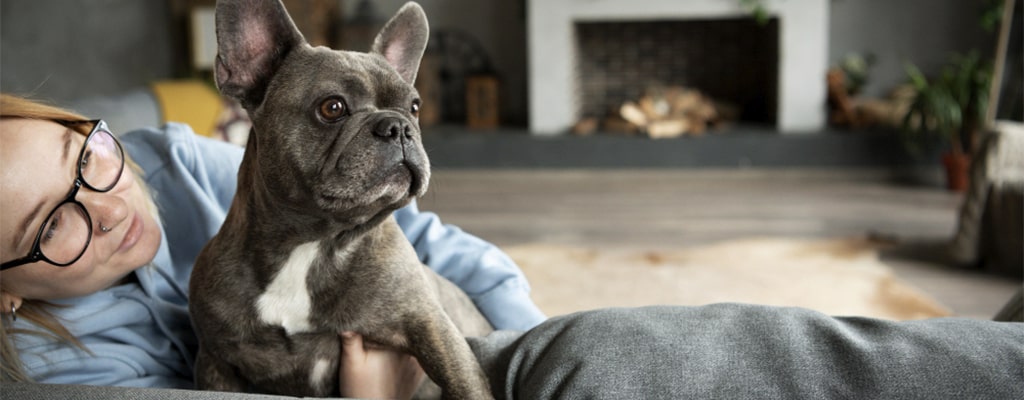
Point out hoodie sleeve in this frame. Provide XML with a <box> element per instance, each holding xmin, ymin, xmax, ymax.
<box><xmin>394</xmin><ymin>201</ymin><xmax>546</xmax><ymax>331</ymax></box>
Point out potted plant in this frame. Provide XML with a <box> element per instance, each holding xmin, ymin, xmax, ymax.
<box><xmin>901</xmin><ymin>51</ymin><xmax>992</xmax><ymax>192</ymax></box>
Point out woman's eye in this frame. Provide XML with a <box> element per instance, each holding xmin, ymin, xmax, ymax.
<box><xmin>80</xmin><ymin>150</ymin><xmax>93</xmax><ymax>172</ymax></box>
<box><xmin>318</xmin><ymin>98</ymin><xmax>347</xmax><ymax>122</ymax></box>
<box><xmin>41</xmin><ymin>213</ymin><xmax>61</xmax><ymax>244</ymax></box>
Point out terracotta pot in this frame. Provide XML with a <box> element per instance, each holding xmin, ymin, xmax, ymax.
<box><xmin>941</xmin><ymin>151</ymin><xmax>971</xmax><ymax>192</ymax></box>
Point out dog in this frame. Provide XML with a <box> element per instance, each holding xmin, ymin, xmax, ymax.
<box><xmin>188</xmin><ymin>0</ymin><xmax>494</xmax><ymax>398</ymax></box>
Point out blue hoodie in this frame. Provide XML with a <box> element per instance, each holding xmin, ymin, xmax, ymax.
<box><xmin>13</xmin><ymin>123</ymin><xmax>545</xmax><ymax>387</ymax></box>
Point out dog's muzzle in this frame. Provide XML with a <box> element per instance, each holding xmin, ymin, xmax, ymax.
<box><xmin>369</xmin><ymin>114</ymin><xmax>428</xmax><ymax>197</ymax></box>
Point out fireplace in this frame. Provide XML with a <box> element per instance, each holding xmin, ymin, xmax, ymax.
<box><xmin>576</xmin><ymin>17</ymin><xmax>780</xmax><ymax>130</ymax></box>
<box><xmin>528</xmin><ymin>0</ymin><xmax>829</xmax><ymax>135</ymax></box>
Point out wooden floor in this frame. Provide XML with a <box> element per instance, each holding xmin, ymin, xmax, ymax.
<box><xmin>418</xmin><ymin>169</ymin><xmax>1021</xmax><ymax>319</ymax></box>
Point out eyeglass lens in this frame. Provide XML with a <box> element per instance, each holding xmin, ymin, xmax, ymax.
<box><xmin>80</xmin><ymin>125</ymin><xmax>123</xmax><ymax>191</ymax></box>
<box><xmin>38</xmin><ymin>123</ymin><xmax>123</xmax><ymax>264</ymax></box>
<box><xmin>39</xmin><ymin>203</ymin><xmax>91</xmax><ymax>264</ymax></box>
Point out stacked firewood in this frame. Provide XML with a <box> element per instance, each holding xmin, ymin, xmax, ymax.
<box><xmin>574</xmin><ymin>86</ymin><xmax>737</xmax><ymax>138</ymax></box>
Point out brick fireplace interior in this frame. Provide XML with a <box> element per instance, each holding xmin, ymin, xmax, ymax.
<box><xmin>575</xmin><ymin>18</ymin><xmax>780</xmax><ymax>126</ymax></box>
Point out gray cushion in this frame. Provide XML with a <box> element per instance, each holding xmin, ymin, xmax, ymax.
<box><xmin>4</xmin><ymin>382</ymin><xmax>342</xmax><ymax>400</ymax></box>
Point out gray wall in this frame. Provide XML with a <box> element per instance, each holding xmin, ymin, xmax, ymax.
<box><xmin>1</xmin><ymin>0</ymin><xmax>177</xmax><ymax>104</ymax></box>
<box><xmin>0</xmin><ymin>0</ymin><xmax>997</xmax><ymax>125</ymax></box>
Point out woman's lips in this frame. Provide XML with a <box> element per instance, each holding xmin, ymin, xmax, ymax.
<box><xmin>117</xmin><ymin>213</ymin><xmax>143</xmax><ymax>252</ymax></box>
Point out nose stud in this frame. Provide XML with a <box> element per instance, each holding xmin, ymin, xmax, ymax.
<box><xmin>100</xmin><ymin>224</ymin><xmax>112</xmax><ymax>233</ymax></box>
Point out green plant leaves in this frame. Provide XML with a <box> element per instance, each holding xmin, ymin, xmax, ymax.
<box><xmin>901</xmin><ymin>51</ymin><xmax>992</xmax><ymax>156</ymax></box>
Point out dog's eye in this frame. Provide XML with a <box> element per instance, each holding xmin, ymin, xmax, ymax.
<box><xmin>411</xmin><ymin>101</ymin><xmax>420</xmax><ymax>117</ymax></box>
<box><xmin>318</xmin><ymin>98</ymin><xmax>347</xmax><ymax>122</ymax></box>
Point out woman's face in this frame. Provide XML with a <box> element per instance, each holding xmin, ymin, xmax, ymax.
<box><xmin>0</xmin><ymin>118</ymin><xmax>162</xmax><ymax>300</ymax></box>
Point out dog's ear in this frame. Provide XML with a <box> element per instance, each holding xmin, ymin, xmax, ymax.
<box><xmin>371</xmin><ymin>2</ymin><xmax>430</xmax><ymax>84</ymax></box>
<box><xmin>215</xmin><ymin>0</ymin><xmax>305</xmax><ymax>108</ymax></box>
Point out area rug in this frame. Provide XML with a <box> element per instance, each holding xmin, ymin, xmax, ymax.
<box><xmin>505</xmin><ymin>237</ymin><xmax>951</xmax><ymax>320</ymax></box>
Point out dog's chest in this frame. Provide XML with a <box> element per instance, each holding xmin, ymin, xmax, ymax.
<box><xmin>255</xmin><ymin>241</ymin><xmax>340</xmax><ymax>334</ymax></box>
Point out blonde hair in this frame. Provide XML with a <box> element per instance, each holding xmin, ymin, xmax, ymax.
<box><xmin>0</xmin><ymin>94</ymin><xmax>157</xmax><ymax>382</ymax></box>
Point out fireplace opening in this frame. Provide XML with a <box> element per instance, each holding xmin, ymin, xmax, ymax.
<box><xmin>575</xmin><ymin>17</ymin><xmax>780</xmax><ymax>135</ymax></box>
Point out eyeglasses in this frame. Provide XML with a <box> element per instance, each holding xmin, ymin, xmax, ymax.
<box><xmin>1</xmin><ymin>120</ymin><xmax>125</xmax><ymax>271</ymax></box>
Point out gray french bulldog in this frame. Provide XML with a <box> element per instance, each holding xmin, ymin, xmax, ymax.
<box><xmin>188</xmin><ymin>0</ymin><xmax>494</xmax><ymax>398</ymax></box>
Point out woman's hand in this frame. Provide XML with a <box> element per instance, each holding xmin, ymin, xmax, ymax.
<box><xmin>339</xmin><ymin>331</ymin><xmax>427</xmax><ymax>400</ymax></box>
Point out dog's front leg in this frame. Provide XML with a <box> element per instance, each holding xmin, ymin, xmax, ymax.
<box><xmin>405</xmin><ymin>312</ymin><xmax>494</xmax><ymax>400</ymax></box>
<box><xmin>195</xmin><ymin>346</ymin><xmax>248</xmax><ymax>392</ymax></box>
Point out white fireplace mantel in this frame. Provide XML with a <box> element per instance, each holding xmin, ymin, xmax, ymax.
<box><xmin>527</xmin><ymin>0</ymin><xmax>830</xmax><ymax>135</ymax></box>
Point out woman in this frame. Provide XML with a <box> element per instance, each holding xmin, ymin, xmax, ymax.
<box><xmin>0</xmin><ymin>94</ymin><xmax>545</xmax><ymax>396</ymax></box>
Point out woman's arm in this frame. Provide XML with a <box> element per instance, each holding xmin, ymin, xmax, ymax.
<box><xmin>393</xmin><ymin>201</ymin><xmax>546</xmax><ymax>331</ymax></box>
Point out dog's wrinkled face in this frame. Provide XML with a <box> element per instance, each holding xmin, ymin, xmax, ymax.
<box><xmin>258</xmin><ymin>48</ymin><xmax>430</xmax><ymax>220</ymax></box>
<box><xmin>215</xmin><ymin>0</ymin><xmax>430</xmax><ymax>226</ymax></box>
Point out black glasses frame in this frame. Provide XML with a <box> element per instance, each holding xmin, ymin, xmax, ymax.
<box><xmin>1</xmin><ymin>120</ymin><xmax>124</xmax><ymax>271</ymax></box>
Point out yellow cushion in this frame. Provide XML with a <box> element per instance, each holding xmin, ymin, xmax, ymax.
<box><xmin>150</xmin><ymin>80</ymin><xmax>223</xmax><ymax>137</ymax></box>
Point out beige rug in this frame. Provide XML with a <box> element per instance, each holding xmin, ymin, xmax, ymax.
<box><xmin>506</xmin><ymin>237</ymin><xmax>951</xmax><ymax>320</ymax></box>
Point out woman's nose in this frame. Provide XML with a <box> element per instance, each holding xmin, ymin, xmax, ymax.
<box><xmin>78</xmin><ymin>190</ymin><xmax>130</xmax><ymax>234</ymax></box>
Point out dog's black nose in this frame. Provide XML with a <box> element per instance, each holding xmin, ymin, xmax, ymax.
<box><xmin>373</xmin><ymin>117</ymin><xmax>412</xmax><ymax>140</ymax></box>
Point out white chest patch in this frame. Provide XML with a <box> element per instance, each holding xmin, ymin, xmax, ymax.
<box><xmin>256</xmin><ymin>241</ymin><xmax>320</xmax><ymax>335</ymax></box>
